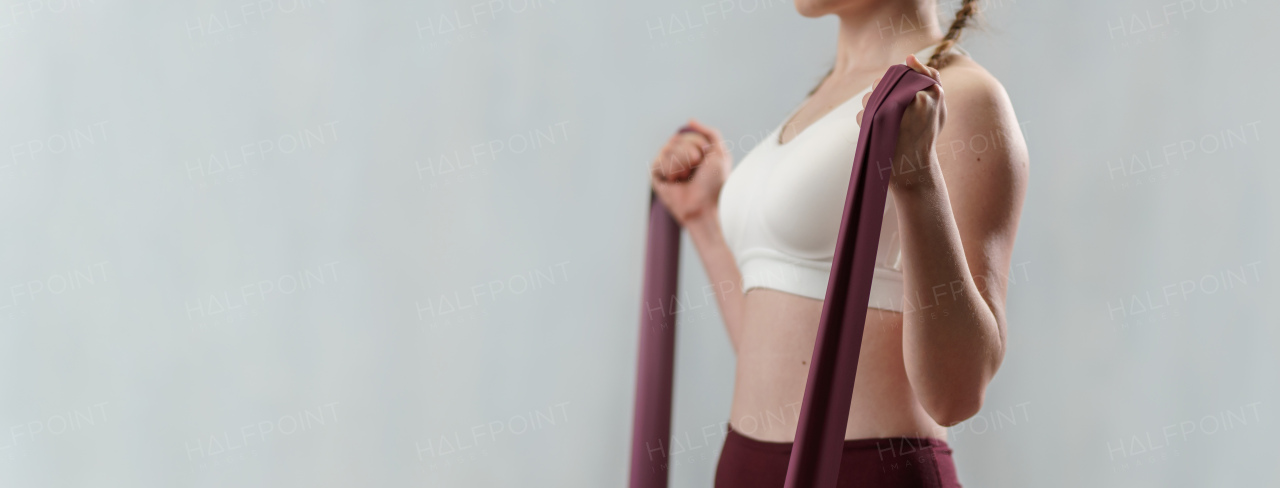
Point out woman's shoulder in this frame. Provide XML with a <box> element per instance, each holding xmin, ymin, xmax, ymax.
<box><xmin>936</xmin><ymin>51</ymin><xmax>1013</xmax><ymax>106</ymax></box>
<box><xmin>935</xmin><ymin>52</ymin><xmax>1014</xmax><ymax>113</ymax></box>
<box><xmin>932</xmin><ymin>50</ymin><xmax>1029</xmax><ymax>169</ymax></box>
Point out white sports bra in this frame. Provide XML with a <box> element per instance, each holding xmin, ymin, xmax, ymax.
<box><xmin>718</xmin><ymin>43</ymin><xmax>960</xmax><ymax>312</ymax></box>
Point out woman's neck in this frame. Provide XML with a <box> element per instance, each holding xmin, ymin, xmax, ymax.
<box><xmin>831</xmin><ymin>2</ymin><xmax>944</xmax><ymax>76</ymax></box>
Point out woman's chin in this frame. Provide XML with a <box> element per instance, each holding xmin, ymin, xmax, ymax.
<box><xmin>793</xmin><ymin>2</ymin><xmax>828</xmax><ymax>18</ymax></box>
<box><xmin>795</xmin><ymin>0</ymin><xmax>868</xmax><ymax>18</ymax></box>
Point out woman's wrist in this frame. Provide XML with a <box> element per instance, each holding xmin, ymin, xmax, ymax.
<box><xmin>685</xmin><ymin>205</ymin><xmax>722</xmax><ymax>239</ymax></box>
<box><xmin>890</xmin><ymin>145</ymin><xmax>945</xmax><ymax>197</ymax></box>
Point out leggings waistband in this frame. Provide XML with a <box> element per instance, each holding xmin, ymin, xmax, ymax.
<box><xmin>725</xmin><ymin>423</ymin><xmax>951</xmax><ymax>454</ymax></box>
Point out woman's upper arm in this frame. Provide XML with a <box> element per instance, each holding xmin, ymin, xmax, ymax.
<box><xmin>934</xmin><ymin>66</ymin><xmax>1030</xmax><ymax>340</ymax></box>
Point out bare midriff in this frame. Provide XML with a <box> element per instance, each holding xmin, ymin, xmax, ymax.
<box><xmin>726</xmin><ymin>288</ymin><xmax>947</xmax><ymax>442</ymax></box>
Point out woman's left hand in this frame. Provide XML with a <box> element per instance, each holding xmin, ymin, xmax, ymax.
<box><xmin>856</xmin><ymin>54</ymin><xmax>947</xmax><ymax>190</ymax></box>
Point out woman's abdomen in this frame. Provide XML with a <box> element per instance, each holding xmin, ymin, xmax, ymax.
<box><xmin>727</xmin><ymin>288</ymin><xmax>946</xmax><ymax>442</ymax></box>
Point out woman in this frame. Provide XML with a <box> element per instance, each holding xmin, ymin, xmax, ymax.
<box><xmin>648</xmin><ymin>0</ymin><xmax>1028</xmax><ymax>486</ymax></box>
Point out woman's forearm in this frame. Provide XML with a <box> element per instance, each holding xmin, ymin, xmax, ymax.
<box><xmin>685</xmin><ymin>207</ymin><xmax>746</xmax><ymax>352</ymax></box>
<box><xmin>893</xmin><ymin>156</ymin><xmax>1003</xmax><ymax>426</ymax></box>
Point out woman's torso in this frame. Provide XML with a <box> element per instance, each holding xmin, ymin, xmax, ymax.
<box><xmin>726</xmin><ymin>290</ymin><xmax>945</xmax><ymax>442</ymax></box>
<box><xmin>717</xmin><ymin>43</ymin><xmax>955</xmax><ymax>443</ymax></box>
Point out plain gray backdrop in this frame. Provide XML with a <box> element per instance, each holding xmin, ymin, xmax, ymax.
<box><xmin>1</xmin><ymin>0</ymin><xmax>1276</xmax><ymax>486</ymax></box>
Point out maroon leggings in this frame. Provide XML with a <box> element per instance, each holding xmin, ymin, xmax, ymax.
<box><xmin>715</xmin><ymin>426</ymin><xmax>962</xmax><ymax>488</ymax></box>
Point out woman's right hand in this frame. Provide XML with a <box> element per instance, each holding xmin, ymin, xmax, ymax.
<box><xmin>649</xmin><ymin>119</ymin><xmax>732</xmax><ymax>226</ymax></box>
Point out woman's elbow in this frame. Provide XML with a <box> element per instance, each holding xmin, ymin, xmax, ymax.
<box><xmin>926</xmin><ymin>389</ymin><xmax>985</xmax><ymax>428</ymax></box>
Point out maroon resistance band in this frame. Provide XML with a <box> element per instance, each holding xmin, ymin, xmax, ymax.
<box><xmin>783</xmin><ymin>65</ymin><xmax>938</xmax><ymax>488</ymax></box>
<box><xmin>629</xmin><ymin>192</ymin><xmax>680</xmax><ymax>488</ymax></box>
<box><xmin>629</xmin><ymin>64</ymin><xmax>938</xmax><ymax>488</ymax></box>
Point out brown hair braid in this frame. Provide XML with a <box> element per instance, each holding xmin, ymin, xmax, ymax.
<box><xmin>926</xmin><ymin>0</ymin><xmax>978</xmax><ymax>69</ymax></box>
<box><xmin>805</xmin><ymin>1</ymin><xmax>979</xmax><ymax>96</ymax></box>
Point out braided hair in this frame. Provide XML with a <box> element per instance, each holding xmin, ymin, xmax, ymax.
<box><xmin>926</xmin><ymin>0</ymin><xmax>978</xmax><ymax>69</ymax></box>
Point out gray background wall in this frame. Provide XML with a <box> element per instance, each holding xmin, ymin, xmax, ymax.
<box><xmin>1</xmin><ymin>0</ymin><xmax>1276</xmax><ymax>486</ymax></box>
